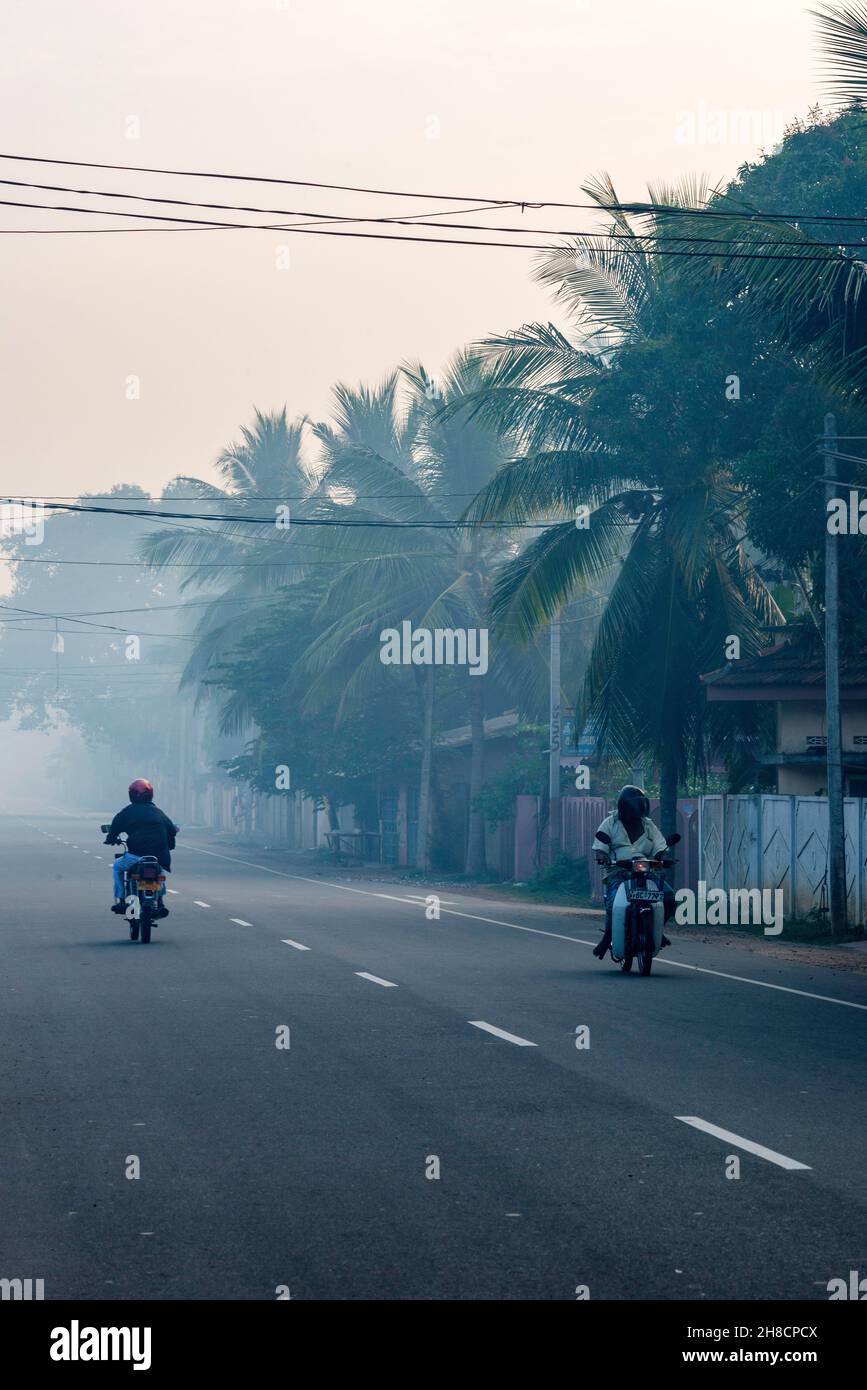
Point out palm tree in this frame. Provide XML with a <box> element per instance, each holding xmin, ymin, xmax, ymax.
<box><xmin>301</xmin><ymin>357</ymin><xmax>516</xmax><ymax>873</ymax></box>
<box><xmin>462</xmin><ymin>176</ymin><xmax>782</xmax><ymax>834</ymax></box>
<box><xmin>140</xmin><ymin>408</ymin><xmax>316</xmax><ymax>687</ymax></box>
<box><xmin>654</xmin><ymin>5</ymin><xmax>867</xmax><ymax>404</ymax></box>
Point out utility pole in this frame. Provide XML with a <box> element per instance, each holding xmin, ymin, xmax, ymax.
<box><xmin>178</xmin><ymin>699</ymin><xmax>189</xmax><ymax>825</ymax></box>
<box><xmin>548</xmin><ymin>612</ymin><xmax>561</xmax><ymax>864</ymax></box>
<box><xmin>823</xmin><ymin>413</ymin><xmax>848</xmax><ymax>938</ymax></box>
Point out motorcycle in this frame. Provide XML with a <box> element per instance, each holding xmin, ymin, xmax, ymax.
<box><xmin>100</xmin><ymin>824</ymin><xmax>167</xmax><ymax>944</ymax></box>
<box><xmin>595</xmin><ymin>831</ymin><xmax>680</xmax><ymax>976</ymax></box>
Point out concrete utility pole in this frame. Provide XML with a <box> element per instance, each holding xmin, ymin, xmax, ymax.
<box><xmin>823</xmin><ymin>413</ymin><xmax>848</xmax><ymax>938</ymax></box>
<box><xmin>548</xmin><ymin>612</ymin><xmax>561</xmax><ymax>864</ymax></box>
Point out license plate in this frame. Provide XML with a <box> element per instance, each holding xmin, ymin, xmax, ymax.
<box><xmin>630</xmin><ymin>889</ymin><xmax>661</xmax><ymax>902</ymax></box>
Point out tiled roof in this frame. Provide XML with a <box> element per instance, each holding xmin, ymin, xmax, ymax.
<box><xmin>702</xmin><ymin>638</ymin><xmax>867</xmax><ymax>688</ymax></box>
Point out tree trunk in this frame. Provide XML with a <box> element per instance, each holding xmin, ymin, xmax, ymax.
<box><xmin>658</xmin><ymin>754</ymin><xmax>679</xmax><ymax>841</ymax></box>
<box><xmin>465</xmin><ymin>673</ymin><xmax>487</xmax><ymax>875</ymax></box>
<box><xmin>415</xmin><ymin>664</ymin><xmax>434</xmax><ymax>871</ymax></box>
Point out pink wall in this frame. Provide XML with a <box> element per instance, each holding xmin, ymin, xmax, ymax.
<box><xmin>514</xmin><ymin>795</ymin><xmax>700</xmax><ymax>899</ymax></box>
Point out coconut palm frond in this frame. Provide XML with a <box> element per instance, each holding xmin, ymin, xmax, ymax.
<box><xmin>813</xmin><ymin>2</ymin><xmax>867</xmax><ymax>103</ymax></box>
<box><xmin>472</xmin><ymin>323</ymin><xmax>596</xmax><ymax>390</ymax></box>
<box><xmin>489</xmin><ymin>505</ymin><xmax>629</xmax><ymax>642</ymax></box>
<box><xmin>463</xmin><ymin>446</ymin><xmax>626</xmax><ymax>524</ymax></box>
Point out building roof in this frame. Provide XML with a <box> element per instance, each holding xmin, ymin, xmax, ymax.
<box><xmin>438</xmin><ymin>709</ymin><xmax>520</xmax><ymax>747</ymax></box>
<box><xmin>702</xmin><ymin>638</ymin><xmax>867</xmax><ymax>700</ymax></box>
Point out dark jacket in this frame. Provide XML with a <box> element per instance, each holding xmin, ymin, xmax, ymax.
<box><xmin>107</xmin><ymin>802</ymin><xmax>177</xmax><ymax>870</ymax></box>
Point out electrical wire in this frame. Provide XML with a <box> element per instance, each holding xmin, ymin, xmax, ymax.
<box><xmin>7</xmin><ymin>150</ymin><xmax>867</xmax><ymax>225</ymax></box>
<box><xmin>4</xmin><ymin>175</ymin><xmax>867</xmax><ymax>250</ymax></box>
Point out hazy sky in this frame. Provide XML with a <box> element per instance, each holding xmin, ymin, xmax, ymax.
<box><xmin>0</xmin><ymin>0</ymin><xmax>820</xmax><ymax>500</ymax></box>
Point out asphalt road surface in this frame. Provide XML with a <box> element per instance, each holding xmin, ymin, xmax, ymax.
<box><xmin>2</xmin><ymin>813</ymin><xmax>866</xmax><ymax>1301</ymax></box>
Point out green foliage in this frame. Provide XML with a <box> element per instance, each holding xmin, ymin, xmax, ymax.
<box><xmin>207</xmin><ymin>585</ymin><xmax>423</xmax><ymax>822</ymax></box>
<box><xmin>464</xmin><ymin>176</ymin><xmax>785</xmax><ymax>809</ymax></box>
<box><xmin>471</xmin><ymin>733</ymin><xmax>547</xmax><ymax>825</ymax></box>
<box><xmin>529</xmin><ymin>851</ymin><xmax>591</xmax><ymax>899</ymax></box>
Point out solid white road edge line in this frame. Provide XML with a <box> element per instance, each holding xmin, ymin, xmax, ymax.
<box><xmin>151</xmin><ymin>843</ymin><xmax>867</xmax><ymax>1013</ymax></box>
<box><xmin>675</xmin><ymin>1116</ymin><xmax>811</xmax><ymax>1170</ymax></box>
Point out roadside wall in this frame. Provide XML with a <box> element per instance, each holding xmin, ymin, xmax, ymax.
<box><xmin>699</xmin><ymin>793</ymin><xmax>866</xmax><ymax>925</ymax></box>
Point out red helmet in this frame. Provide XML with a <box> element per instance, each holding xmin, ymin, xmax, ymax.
<box><xmin>128</xmin><ymin>778</ymin><xmax>154</xmax><ymax>803</ymax></box>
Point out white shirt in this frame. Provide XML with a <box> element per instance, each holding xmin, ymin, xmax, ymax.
<box><xmin>592</xmin><ymin>812</ymin><xmax>667</xmax><ymax>860</ymax></box>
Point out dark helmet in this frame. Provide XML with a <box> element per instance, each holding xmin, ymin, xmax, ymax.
<box><xmin>128</xmin><ymin>778</ymin><xmax>154</xmax><ymax>804</ymax></box>
<box><xmin>617</xmin><ymin>784</ymin><xmax>650</xmax><ymax>820</ymax></box>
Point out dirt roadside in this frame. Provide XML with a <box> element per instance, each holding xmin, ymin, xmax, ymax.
<box><xmin>427</xmin><ymin>882</ymin><xmax>867</xmax><ymax>977</ymax></box>
<box><xmin>181</xmin><ymin>837</ymin><xmax>867</xmax><ymax>978</ymax></box>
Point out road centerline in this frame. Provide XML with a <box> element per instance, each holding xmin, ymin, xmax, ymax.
<box><xmin>178</xmin><ymin>842</ymin><xmax>867</xmax><ymax>1012</ymax></box>
<box><xmin>469</xmin><ymin>1020</ymin><xmax>537</xmax><ymax>1047</ymax></box>
<box><xmin>675</xmin><ymin>1116</ymin><xmax>811</xmax><ymax>1171</ymax></box>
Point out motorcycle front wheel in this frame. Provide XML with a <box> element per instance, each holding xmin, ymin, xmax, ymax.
<box><xmin>636</xmin><ymin>909</ymin><xmax>654</xmax><ymax>976</ymax></box>
<box><xmin>620</xmin><ymin>914</ymin><xmax>634</xmax><ymax>972</ymax></box>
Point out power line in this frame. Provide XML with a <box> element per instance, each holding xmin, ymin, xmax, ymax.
<box><xmin>14</xmin><ymin>596</ymin><xmax>287</xmax><ymax>617</ymax></box>
<box><xmin>5</xmin><ymin>493</ymin><xmax>489</xmax><ymax>501</ymax></box>
<box><xmin>6</xmin><ymin>150</ymin><xmax>867</xmax><ymax>225</ymax></box>
<box><xmin>0</xmin><ymin>194</ymin><xmax>864</xmax><ymax>261</ymax></box>
<box><xmin>1</xmin><ymin>496</ymin><xmax>552</xmax><ymax>528</ymax></box>
<box><xmin>0</xmin><ymin>149</ymin><xmax>522</xmax><ymax>205</ymax></box>
<box><xmin>0</xmin><ymin>176</ymin><xmax>526</xmax><ymax>235</ymax></box>
<box><xmin>0</xmin><ymin>621</ymin><xmax>197</xmax><ymax>639</ymax></box>
<box><xmin>4</xmin><ymin>175</ymin><xmax>867</xmax><ymax>249</ymax></box>
<box><xmin>0</xmin><ymin>193</ymin><xmax>861</xmax><ymax>261</ymax></box>
<box><xmin>0</xmin><ymin>196</ymin><xmax>557</xmax><ymax>249</ymax></box>
<box><xmin>0</xmin><ymin>554</ymin><xmax>441</xmax><ymax>567</ymax></box>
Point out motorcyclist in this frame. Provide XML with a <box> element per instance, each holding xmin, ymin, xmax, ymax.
<box><xmin>590</xmin><ymin>785</ymin><xmax>675</xmax><ymax>961</ymax></box>
<box><xmin>105</xmin><ymin>778</ymin><xmax>178</xmax><ymax>918</ymax></box>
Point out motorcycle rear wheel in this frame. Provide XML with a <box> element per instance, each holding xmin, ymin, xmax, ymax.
<box><xmin>140</xmin><ymin>903</ymin><xmax>152</xmax><ymax>944</ymax></box>
<box><xmin>128</xmin><ymin>919</ymin><xmax>139</xmax><ymax>942</ymax></box>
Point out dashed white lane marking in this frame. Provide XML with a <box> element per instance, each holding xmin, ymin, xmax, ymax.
<box><xmin>675</xmin><ymin>1116</ymin><xmax>811</xmax><ymax>1171</ymax></box>
<box><xmin>193</xmin><ymin>901</ymin><xmax>210</xmax><ymax>908</ymax></box>
<box><xmin>167</xmin><ymin>888</ymin><xmax>179</xmax><ymax>895</ymax></box>
<box><xmin>159</xmin><ymin>843</ymin><xmax>867</xmax><ymax>1012</ymax></box>
<box><xmin>355</xmin><ymin>971</ymin><xmax>397</xmax><ymax>988</ymax></box>
<box><xmin>94</xmin><ymin>855</ymin><xmax>103</xmax><ymax>860</ymax></box>
<box><xmin>281</xmin><ymin>938</ymin><xmax>310</xmax><ymax>950</ymax></box>
<box><xmin>468</xmin><ymin>1021</ymin><xmax>537</xmax><ymax>1047</ymax></box>
<box><xmin>230</xmin><ymin>918</ymin><xmax>253</xmax><ymax>927</ymax></box>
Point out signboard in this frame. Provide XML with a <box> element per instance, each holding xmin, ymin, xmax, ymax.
<box><xmin>577</xmin><ymin>722</ymin><xmax>597</xmax><ymax>758</ymax></box>
<box><xmin>560</xmin><ymin>710</ymin><xmax>577</xmax><ymax>756</ymax></box>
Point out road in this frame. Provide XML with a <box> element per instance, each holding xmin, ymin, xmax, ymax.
<box><xmin>2</xmin><ymin>813</ymin><xmax>866</xmax><ymax>1301</ymax></box>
